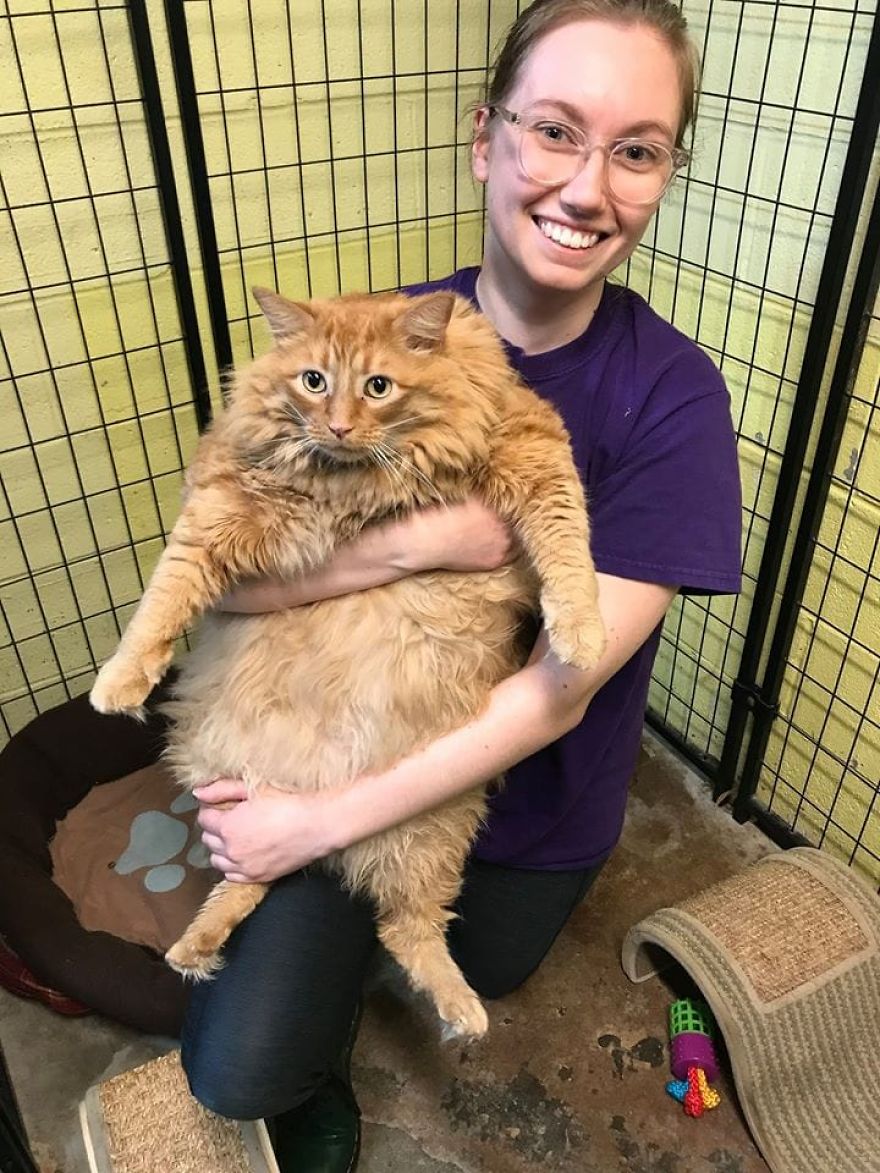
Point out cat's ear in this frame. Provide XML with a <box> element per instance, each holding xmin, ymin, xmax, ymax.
<box><xmin>397</xmin><ymin>293</ymin><xmax>456</xmax><ymax>353</ymax></box>
<box><xmin>252</xmin><ymin>287</ymin><xmax>314</xmax><ymax>344</ymax></box>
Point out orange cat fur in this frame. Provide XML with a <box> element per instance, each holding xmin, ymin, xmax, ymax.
<box><xmin>90</xmin><ymin>288</ymin><xmax>605</xmax><ymax>1038</ymax></box>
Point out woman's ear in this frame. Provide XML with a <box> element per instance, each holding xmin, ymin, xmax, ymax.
<box><xmin>471</xmin><ymin>106</ymin><xmax>492</xmax><ymax>184</ymax></box>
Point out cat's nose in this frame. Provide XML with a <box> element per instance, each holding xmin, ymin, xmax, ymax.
<box><xmin>329</xmin><ymin>423</ymin><xmax>353</xmax><ymax>438</ymax></box>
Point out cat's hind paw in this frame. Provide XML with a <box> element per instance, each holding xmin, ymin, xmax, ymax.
<box><xmin>165</xmin><ymin>937</ymin><xmax>225</xmax><ymax>982</ymax></box>
<box><xmin>436</xmin><ymin>985</ymin><xmax>489</xmax><ymax>1041</ymax></box>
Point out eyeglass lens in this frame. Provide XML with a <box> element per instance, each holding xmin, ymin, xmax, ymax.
<box><xmin>519</xmin><ymin>119</ymin><xmax>676</xmax><ymax>204</ymax></box>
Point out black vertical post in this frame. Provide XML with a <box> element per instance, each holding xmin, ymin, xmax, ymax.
<box><xmin>715</xmin><ymin>4</ymin><xmax>880</xmax><ymax>804</ymax></box>
<box><xmin>0</xmin><ymin>1045</ymin><xmax>38</xmax><ymax>1173</ymax></box>
<box><xmin>128</xmin><ymin>0</ymin><xmax>214</xmax><ymax>431</ymax></box>
<box><xmin>733</xmin><ymin>172</ymin><xmax>880</xmax><ymax>820</ymax></box>
<box><xmin>161</xmin><ymin>0</ymin><xmax>234</xmax><ymax>376</ymax></box>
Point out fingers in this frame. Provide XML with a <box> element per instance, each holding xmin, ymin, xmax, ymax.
<box><xmin>197</xmin><ymin>805</ymin><xmax>225</xmax><ymax>835</ymax></box>
<box><xmin>199</xmin><ymin>830</ymin><xmax>224</xmax><ymax>854</ymax></box>
<box><xmin>193</xmin><ymin>778</ymin><xmax>249</xmax><ymax>804</ymax></box>
<box><xmin>208</xmin><ymin>852</ymin><xmax>253</xmax><ymax>884</ymax></box>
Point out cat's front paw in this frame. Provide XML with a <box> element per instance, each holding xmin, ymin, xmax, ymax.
<box><xmin>165</xmin><ymin>936</ymin><xmax>224</xmax><ymax>981</ymax></box>
<box><xmin>544</xmin><ymin>605</ymin><xmax>606</xmax><ymax>672</ymax></box>
<box><xmin>90</xmin><ymin>647</ymin><xmax>169</xmax><ymax>717</ymax></box>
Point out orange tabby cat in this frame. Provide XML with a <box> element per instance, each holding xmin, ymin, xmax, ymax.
<box><xmin>90</xmin><ymin>288</ymin><xmax>605</xmax><ymax>1038</ymax></box>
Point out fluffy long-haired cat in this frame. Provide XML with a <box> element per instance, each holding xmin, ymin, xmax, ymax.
<box><xmin>90</xmin><ymin>288</ymin><xmax>605</xmax><ymax>1038</ymax></box>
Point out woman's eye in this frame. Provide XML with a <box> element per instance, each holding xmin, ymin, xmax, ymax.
<box><xmin>536</xmin><ymin>122</ymin><xmax>575</xmax><ymax>147</ymax></box>
<box><xmin>620</xmin><ymin>142</ymin><xmax>659</xmax><ymax>167</ymax></box>
<box><xmin>364</xmin><ymin>375</ymin><xmax>392</xmax><ymax>399</ymax></box>
<box><xmin>301</xmin><ymin>370</ymin><xmax>326</xmax><ymax>394</ymax></box>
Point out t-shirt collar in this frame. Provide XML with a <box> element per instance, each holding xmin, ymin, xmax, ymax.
<box><xmin>452</xmin><ymin>267</ymin><xmax>616</xmax><ymax>383</ymax></box>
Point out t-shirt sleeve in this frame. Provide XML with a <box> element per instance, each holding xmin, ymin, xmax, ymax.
<box><xmin>587</xmin><ymin>359</ymin><xmax>742</xmax><ymax>595</ymax></box>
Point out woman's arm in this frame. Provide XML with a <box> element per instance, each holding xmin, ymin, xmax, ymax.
<box><xmin>196</xmin><ymin>573</ymin><xmax>677</xmax><ymax>882</ymax></box>
<box><xmin>217</xmin><ymin>500</ymin><xmax>514</xmax><ymax>612</ymax></box>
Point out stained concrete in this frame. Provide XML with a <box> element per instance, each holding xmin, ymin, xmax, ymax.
<box><xmin>2</xmin><ymin>730</ymin><xmax>773</xmax><ymax>1172</ymax></box>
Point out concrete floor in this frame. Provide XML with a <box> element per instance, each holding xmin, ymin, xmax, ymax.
<box><xmin>2</xmin><ymin>730</ymin><xmax>774</xmax><ymax>1172</ymax></box>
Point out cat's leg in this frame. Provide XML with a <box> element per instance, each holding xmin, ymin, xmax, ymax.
<box><xmin>365</xmin><ymin>833</ymin><xmax>489</xmax><ymax>1040</ymax></box>
<box><xmin>90</xmin><ymin>523</ymin><xmax>231</xmax><ymax>716</ymax></box>
<box><xmin>484</xmin><ymin>431</ymin><xmax>606</xmax><ymax>672</ymax></box>
<box><xmin>165</xmin><ymin>878</ymin><xmax>270</xmax><ymax>980</ymax></box>
<box><xmin>377</xmin><ymin>897</ymin><xmax>488</xmax><ymax>1039</ymax></box>
<box><xmin>91</xmin><ymin>487</ymin><xmax>330</xmax><ymax>716</ymax></box>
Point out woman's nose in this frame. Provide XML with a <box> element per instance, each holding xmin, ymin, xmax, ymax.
<box><xmin>558</xmin><ymin>146</ymin><xmax>608</xmax><ymax>211</ymax></box>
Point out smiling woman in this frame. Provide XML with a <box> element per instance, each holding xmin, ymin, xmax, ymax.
<box><xmin>472</xmin><ymin>16</ymin><xmax>692</xmax><ymax>347</ymax></box>
<box><xmin>176</xmin><ymin>4</ymin><xmax>742</xmax><ymax>1171</ymax></box>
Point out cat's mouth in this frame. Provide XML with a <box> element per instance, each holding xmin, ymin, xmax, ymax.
<box><xmin>312</xmin><ymin>441</ymin><xmax>371</xmax><ymax>466</ymax></box>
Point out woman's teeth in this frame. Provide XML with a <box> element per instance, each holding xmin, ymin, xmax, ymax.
<box><xmin>537</xmin><ymin>218</ymin><xmax>600</xmax><ymax>250</ymax></box>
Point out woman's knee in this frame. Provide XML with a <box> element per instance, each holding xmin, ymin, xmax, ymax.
<box><xmin>181</xmin><ymin>1035</ymin><xmax>319</xmax><ymax>1120</ymax></box>
<box><xmin>466</xmin><ymin>966</ymin><xmax>531</xmax><ymax>1002</ymax></box>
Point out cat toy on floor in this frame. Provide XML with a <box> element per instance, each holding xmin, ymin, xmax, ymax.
<box><xmin>665</xmin><ymin>998</ymin><xmax>722</xmax><ymax>1117</ymax></box>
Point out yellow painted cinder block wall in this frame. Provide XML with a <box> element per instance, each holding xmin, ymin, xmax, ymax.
<box><xmin>1</xmin><ymin>1</ymin><xmax>877</xmax><ymax>883</ymax></box>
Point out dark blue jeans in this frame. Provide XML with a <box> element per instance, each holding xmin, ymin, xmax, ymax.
<box><xmin>180</xmin><ymin>856</ymin><xmax>604</xmax><ymax>1120</ymax></box>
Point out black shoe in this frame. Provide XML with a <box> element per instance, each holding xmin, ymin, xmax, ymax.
<box><xmin>269</xmin><ymin>1076</ymin><xmax>361</xmax><ymax>1173</ymax></box>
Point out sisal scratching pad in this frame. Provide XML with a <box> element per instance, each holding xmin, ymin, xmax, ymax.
<box><xmin>79</xmin><ymin>1050</ymin><xmax>279</xmax><ymax>1173</ymax></box>
<box><xmin>622</xmin><ymin>847</ymin><xmax>880</xmax><ymax>1173</ymax></box>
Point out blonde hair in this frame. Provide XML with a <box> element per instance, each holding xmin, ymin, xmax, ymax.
<box><xmin>486</xmin><ymin>0</ymin><xmax>701</xmax><ymax>146</ymax></box>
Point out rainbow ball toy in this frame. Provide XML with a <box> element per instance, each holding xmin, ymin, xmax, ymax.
<box><xmin>665</xmin><ymin>999</ymin><xmax>722</xmax><ymax>1118</ymax></box>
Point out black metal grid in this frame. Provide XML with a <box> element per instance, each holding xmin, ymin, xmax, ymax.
<box><xmin>739</xmin><ymin>181</ymin><xmax>880</xmax><ymax>887</ymax></box>
<box><xmin>171</xmin><ymin>0</ymin><xmax>517</xmax><ymax>368</ymax></box>
<box><xmin>642</xmin><ymin>0</ymin><xmax>876</xmax><ymax>774</ymax></box>
<box><xmin>0</xmin><ymin>0</ymin><xmax>203</xmax><ymax>741</ymax></box>
<box><xmin>1</xmin><ymin>0</ymin><xmax>877</xmax><ymax>885</ymax></box>
<box><xmin>760</xmin><ymin>396</ymin><xmax>880</xmax><ymax>878</ymax></box>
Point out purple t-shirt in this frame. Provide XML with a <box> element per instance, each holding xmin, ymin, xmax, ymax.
<box><xmin>407</xmin><ymin>267</ymin><xmax>742</xmax><ymax>870</ymax></box>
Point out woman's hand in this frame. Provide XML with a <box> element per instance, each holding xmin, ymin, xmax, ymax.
<box><xmin>193</xmin><ymin>778</ymin><xmax>338</xmax><ymax>882</ymax></box>
<box><xmin>402</xmin><ymin>499</ymin><xmax>515</xmax><ymax>572</ymax></box>
<box><xmin>216</xmin><ymin>498</ymin><xmax>515</xmax><ymax>613</ymax></box>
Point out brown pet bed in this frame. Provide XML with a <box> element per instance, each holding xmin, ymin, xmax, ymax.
<box><xmin>0</xmin><ymin>680</ymin><xmax>192</xmax><ymax>1035</ymax></box>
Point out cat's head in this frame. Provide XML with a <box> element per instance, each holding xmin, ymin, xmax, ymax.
<box><xmin>227</xmin><ymin>289</ymin><xmax>510</xmax><ymax>494</ymax></box>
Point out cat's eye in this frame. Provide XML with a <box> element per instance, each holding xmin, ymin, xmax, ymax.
<box><xmin>364</xmin><ymin>375</ymin><xmax>393</xmax><ymax>400</ymax></box>
<box><xmin>300</xmin><ymin>369</ymin><xmax>327</xmax><ymax>394</ymax></box>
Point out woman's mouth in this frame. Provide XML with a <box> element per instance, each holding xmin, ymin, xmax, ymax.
<box><xmin>535</xmin><ymin>217</ymin><xmax>602</xmax><ymax>251</ymax></box>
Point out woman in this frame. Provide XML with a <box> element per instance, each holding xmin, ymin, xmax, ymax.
<box><xmin>181</xmin><ymin>2</ymin><xmax>742</xmax><ymax>1169</ymax></box>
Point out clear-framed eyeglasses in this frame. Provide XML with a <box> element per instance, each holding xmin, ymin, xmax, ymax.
<box><xmin>487</xmin><ymin>104</ymin><xmax>690</xmax><ymax>206</ymax></box>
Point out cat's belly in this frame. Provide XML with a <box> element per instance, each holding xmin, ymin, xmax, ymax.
<box><xmin>163</xmin><ymin>565</ymin><xmax>535</xmax><ymax>792</ymax></box>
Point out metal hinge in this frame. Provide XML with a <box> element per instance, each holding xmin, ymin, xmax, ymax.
<box><xmin>731</xmin><ymin>679</ymin><xmax>780</xmax><ymax>720</ymax></box>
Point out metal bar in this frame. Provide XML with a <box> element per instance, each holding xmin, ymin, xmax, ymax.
<box><xmin>733</xmin><ymin>170</ymin><xmax>880</xmax><ymax>819</ymax></box>
<box><xmin>162</xmin><ymin>0</ymin><xmax>233</xmax><ymax>375</ymax></box>
<box><xmin>715</xmin><ymin>3</ymin><xmax>880</xmax><ymax>802</ymax></box>
<box><xmin>0</xmin><ymin>1044</ymin><xmax>39</xmax><ymax>1173</ymax></box>
<box><xmin>128</xmin><ymin>0</ymin><xmax>212</xmax><ymax>432</ymax></box>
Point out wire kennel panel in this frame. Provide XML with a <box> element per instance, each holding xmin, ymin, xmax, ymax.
<box><xmin>169</xmin><ymin>0</ymin><xmax>519</xmax><ymax>367</ymax></box>
<box><xmin>0</xmin><ymin>1</ymin><xmax>205</xmax><ymax>742</ymax></box>
<box><xmin>637</xmin><ymin>0</ymin><xmax>877</xmax><ymax>777</ymax></box>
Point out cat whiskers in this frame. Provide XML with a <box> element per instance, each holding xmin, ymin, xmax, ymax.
<box><xmin>254</xmin><ymin>435</ymin><xmax>315</xmax><ymax>470</ymax></box>
<box><xmin>369</xmin><ymin>443</ymin><xmax>411</xmax><ymax>501</ymax></box>
<box><xmin>383</xmin><ymin>416</ymin><xmax>420</xmax><ymax>431</ymax></box>
<box><xmin>280</xmin><ymin>402</ymin><xmax>308</xmax><ymax>426</ymax></box>
<box><xmin>374</xmin><ymin>440</ymin><xmax>446</xmax><ymax>507</ymax></box>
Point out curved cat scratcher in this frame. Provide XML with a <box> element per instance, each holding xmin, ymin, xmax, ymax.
<box><xmin>622</xmin><ymin>847</ymin><xmax>880</xmax><ymax>1173</ymax></box>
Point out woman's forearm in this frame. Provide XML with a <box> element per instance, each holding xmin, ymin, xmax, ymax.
<box><xmin>330</xmin><ymin>651</ymin><xmax>587</xmax><ymax>850</ymax></box>
<box><xmin>193</xmin><ymin>575</ymin><xmax>677</xmax><ymax>883</ymax></box>
<box><xmin>217</xmin><ymin>525</ymin><xmax>413</xmax><ymax>612</ymax></box>
<box><xmin>217</xmin><ymin>502</ymin><xmax>514</xmax><ymax>613</ymax></box>
<box><xmin>328</xmin><ymin>574</ymin><xmax>678</xmax><ymax>853</ymax></box>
